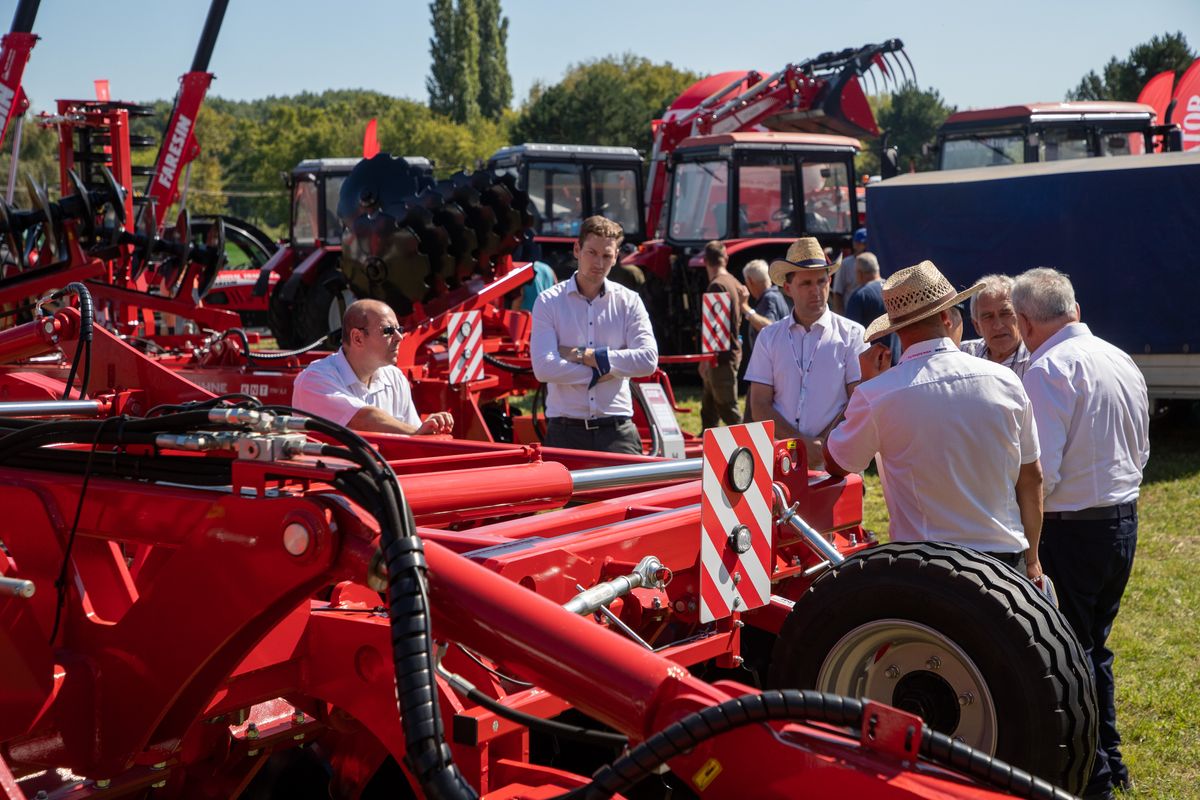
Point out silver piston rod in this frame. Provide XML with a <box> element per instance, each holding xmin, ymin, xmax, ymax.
<box><xmin>772</xmin><ymin>484</ymin><xmax>845</xmax><ymax>565</ymax></box>
<box><xmin>563</xmin><ymin>555</ymin><xmax>670</xmax><ymax>616</ymax></box>
<box><xmin>0</xmin><ymin>400</ymin><xmax>103</xmax><ymax>417</ymax></box>
<box><xmin>568</xmin><ymin>458</ymin><xmax>701</xmax><ymax>494</ymax></box>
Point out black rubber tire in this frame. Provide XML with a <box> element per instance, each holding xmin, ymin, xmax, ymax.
<box><xmin>267</xmin><ymin>278</ymin><xmax>300</xmax><ymax>349</ymax></box>
<box><xmin>767</xmin><ymin>541</ymin><xmax>1097</xmax><ymax>795</ymax></box>
<box><xmin>292</xmin><ymin>270</ymin><xmax>354</xmax><ymax>349</ymax></box>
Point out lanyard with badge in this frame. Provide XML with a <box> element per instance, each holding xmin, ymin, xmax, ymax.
<box><xmin>786</xmin><ymin>323</ymin><xmax>819</xmax><ymax>432</ymax></box>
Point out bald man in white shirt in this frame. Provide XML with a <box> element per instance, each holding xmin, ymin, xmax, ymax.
<box><xmin>1013</xmin><ymin>267</ymin><xmax>1149</xmax><ymax>800</ymax></box>
<box><xmin>292</xmin><ymin>299</ymin><xmax>453</xmax><ymax>435</ymax></box>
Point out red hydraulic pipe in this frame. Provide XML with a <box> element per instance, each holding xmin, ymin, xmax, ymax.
<box><xmin>399</xmin><ymin>461</ymin><xmax>573</xmax><ymax>520</ymax></box>
<box><xmin>0</xmin><ymin>308</ymin><xmax>79</xmax><ymax>363</ymax></box>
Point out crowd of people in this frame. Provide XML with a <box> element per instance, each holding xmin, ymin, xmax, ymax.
<box><xmin>289</xmin><ymin>215</ymin><xmax>1149</xmax><ymax>800</ymax></box>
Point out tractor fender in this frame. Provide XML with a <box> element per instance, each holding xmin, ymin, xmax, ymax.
<box><xmin>279</xmin><ymin>248</ymin><xmax>338</xmax><ymax>304</ymax></box>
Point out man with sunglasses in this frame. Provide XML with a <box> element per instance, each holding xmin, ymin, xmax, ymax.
<box><xmin>293</xmin><ymin>299</ymin><xmax>454</xmax><ymax>435</ymax></box>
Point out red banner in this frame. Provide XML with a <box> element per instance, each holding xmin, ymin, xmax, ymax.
<box><xmin>1173</xmin><ymin>58</ymin><xmax>1200</xmax><ymax>151</ymax></box>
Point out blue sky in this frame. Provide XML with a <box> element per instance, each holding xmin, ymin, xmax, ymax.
<box><xmin>9</xmin><ymin>0</ymin><xmax>1199</xmax><ymax>114</ymax></box>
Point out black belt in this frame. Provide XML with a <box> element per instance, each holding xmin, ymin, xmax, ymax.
<box><xmin>1044</xmin><ymin>501</ymin><xmax>1137</xmax><ymax>521</ymax></box>
<box><xmin>548</xmin><ymin>416</ymin><xmax>630</xmax><ymax>430</ymax></box>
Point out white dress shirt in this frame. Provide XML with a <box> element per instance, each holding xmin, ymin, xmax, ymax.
<box><xmin>292</xmin><ymin>349</ymin><xmax>421</xmax><ymax>428</ymax></box>
<box><xmin>531</xmin><ymin>275</ymin><xmax>658</xmax><ymax>419</ymax></box>
<box><xmin>960</xmin><ymin>338</ymin><xmax>1031</xmax><ymax>378</ymax></box>
<box><xmin>1023</xmin><ymin>323</ymin><xmax>1149</xmax><ymax>511</ymax></box>
<box><xmin>827</xmin><ymin>337</ymin><xmax>1040</xmax><ymax>553</ymax></box>
<box><xmin>744</xmin><ymin>307</ymin><xmax>868</xmax><ymax>438</ymax></box>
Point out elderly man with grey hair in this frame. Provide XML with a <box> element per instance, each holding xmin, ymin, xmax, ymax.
<box><xmin>738</xmin><ymin>258</ymin><xmax>790</xmax><ymax>422</ymax></box>
<box><xmin>960</xmin><ymin>274</ymin><xmax>1030</xmax><ymax>376</ymax></box>
<box><xmin>1013</xmin><ymin>267</ymin><xmax>1149</xmax><ymax>800</ymax></box>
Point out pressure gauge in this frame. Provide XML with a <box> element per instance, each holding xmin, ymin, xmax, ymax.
<box><xmin>727</xmin><ymin>446</ymin><xmax>755</xmax><ymax>493</ymax></box>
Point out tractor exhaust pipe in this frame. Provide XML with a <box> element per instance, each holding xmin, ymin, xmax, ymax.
<box><xmin>8</xmin><ymin>0</ymin><xmax>39</xmax><ymax>34</ymax></box>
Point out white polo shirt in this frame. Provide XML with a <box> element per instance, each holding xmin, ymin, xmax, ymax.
<box><xmin>827</xmin><ymin>337</ymin><xmax>1040</xmax><ymax>553</ymax></box>
<box><xmin>960</xmin><ymin>338</ymin><xmax>1031</xmax><ymax>378</ymax></box>
<box><xmin>744</xmin><ymin>307</ymin><xmax>868</xmax><ymax>438</ymax></box>
<box><xmin>292</xmin><ymin>349</ymin><xmax>421</xmax><ymax>428</ymax></box>
<box><xmin>1023</xmin><ymin>323</ymin><xmax>1149</xmax><ymax>511</ymax></box>
<box><xmin>530</xmin><ymin>275</ymin><xmax>658</xmax><ymax>419</ymax></box>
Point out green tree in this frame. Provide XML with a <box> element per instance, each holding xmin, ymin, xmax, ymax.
<box><xmin>426</xmin><ymin>0</ymin><xmax>456</xmax><ymax>117</ymax></box>
<box><xmin>450</xmin><ymin>0</ymin><xmax>481</xmax><ymax>123</ymax></box>
<box><xmin>1067</xmin><ymin>31</ymin><xmax>1195</xmax><ymax>101</ymax></box>
<box><xmin>876</xmin><ymin>85</ymin><xmax>955</xmax><ymax>172</ymax></box>
<box><xmin>477</xmin><ymin>0</ymin><xmax>512</xmax><ymax>120</ymax></box>
<box><xmin>512</xmin><ymin>54</ymin><xmax>700</xmax><ymax>154</ymax></box>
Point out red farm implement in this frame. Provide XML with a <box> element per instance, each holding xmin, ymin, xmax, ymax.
<box><xmin>0</xmin><ymin>289</ymin><xmax>1097</xmax><ymax>798</ymax></box>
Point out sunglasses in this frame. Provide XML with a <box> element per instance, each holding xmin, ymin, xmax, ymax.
<box><xmin>356</xmin><ymin>325</ymin><xmax>401</xmax><ymax>337</ymax></box>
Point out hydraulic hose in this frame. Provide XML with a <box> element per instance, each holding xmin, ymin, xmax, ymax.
<box><xmin>482</xmin><ymin>351</ymin><xmax>532</xmax><ymax>374</ymax></box>
<box><xmin>561</xmin><ymin>689</ymin><xmax>1076</xmax><ymax>800</ymax></box>
<box><xmin>53</xmin><ymin>282</ymin><xmax>94</xmax><ymax>401</ymax></box>
<box><xmin>222</xmin><ymin>327</ymin><xmax>335</xmax><ymax>365</ymax></box>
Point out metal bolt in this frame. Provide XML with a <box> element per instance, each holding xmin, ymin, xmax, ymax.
<box><xmin>674</xmin><ymin>600</ymin><xmax>687</xmax><ymax>612</ymax></box>
<box><xmin>732</xmin><ymin>573</ymin><xmax>741</xmax><ymax>585</ymax></box>
<box><xmin>283</xmin><ymin>523</ymin><xmax>311</xmax><ymax>556</ymax></box>
<box><xmin>731</xmin><ymin>596</ymin><xmax>741</xmax><ymax>609</ymax></box>
<box><xmin>152</xmin><ymin>780</ymin><xmax>167</xmax><ymax>789</ymax></box>
<box><xmin>43</xmin><ymin>321</ymin><xmax>54</xmax><ymax>335</ymax></box>
<box><xmin>885</xmin><ymin>664</ymin><xmax>901</xmax><ymax>679</ymax></box>
<box><xmin>652</xmin><ymin>596</ymin><xmax>662</xmax><ymax>610</ymax></box>
<box><xmin>95</xmin><ymin>779</ymin><xmax>111</xmax><ymax>789</ymax></box>
<box><xmin>151</xmin><ymin>762</ymin><xmax>167</xmax><ymax>771</ymax></box>
<box><xmin>732</xmin><ymin>656</ymin><xmax>744</xmax><ymax>666</ymax></box>
<box><xmin>791</xmin><ymin>556</ymin><xmax>802</xmax><ymax>567</ymax></box>
<box><xmin>292</xmin><ymin>711</ymin><xmax>305</xmax><ymax>725</ymax></box>
<box><xmin>734</xmin><ymin>619</ymin><xmax>744</xmax><ymax>629</ymax></box>
<box><xmin>293</xmin><ymin>733</ymin><xmax>305</xmax><ymax>741</ymax></box>
<box><xmin>247</xmin><ymin>749</ymin><xmax>260</xmax><ymax>757</ymax></box>
<box><xmin>245</xmin><ymin>722</ymin><xmax>259</xmax><ymax>740</ymax></box>
<box><xmin>491</xmin><ymin>720</ymin><xmax>500</xmax><ymax>732</ymax></box>
<box><xmin>926</xmin><ymin>656</ymin><xmax>942</xmax><ymax>670</ymax></box>
<box><xmin>958</xmin><ymin>692</ymin><xmax>974</xmax><ymax>706</ymax></box>
<box><xmin>687</xmin><ymin>600</ymin><xmax>697</xmax><ymax>612</ymax></box>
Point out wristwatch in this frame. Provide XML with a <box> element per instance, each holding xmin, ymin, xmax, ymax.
<box><xmin>573</xmin><ymin>347</ymin><xmax>586</xmax><ymax>362</ymax></box>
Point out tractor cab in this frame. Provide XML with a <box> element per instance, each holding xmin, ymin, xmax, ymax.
<box><xmin>488</xmin><ymin>143</ymin><xmax>644</xmax><ymax>275</ymax></box>
<box><xmin>628</xmin><ymin>131</ymin><xmax>860</xmax><ymax>355</ymax></box>
<box><xmin>934</xmin><ymin>102</ymin><xmax>1165</xmax><ymax>170</ymax></box>
<box><xmin>287</xmin><ymin>157</ymin><xmax>365</xmax><ymax>247</ymax></box>
<box><xmin>666</xmin><ymin>132</ymin><xmax>860</xmax><ymax>247</ymax></box>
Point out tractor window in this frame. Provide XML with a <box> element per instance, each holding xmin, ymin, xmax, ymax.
<box><xmin>527</xmin><ymin>163</ymin><xmax>584</xmax><ymax>236</ymax></box>
<box><xmin>669</xmin><ymin>160</ymin><xmax>729</xmax><ymax>241</ymax></box>
<box><xmin>1039</xmin><ymin>127</ymin><xmax>1091</xmax><ymax>162</ymax></box>
<box><xmin>590</xmin><ymin>167</ymin><xmax>641</xmax><ymax>236</ymax></box>
<box><xmin>291</xmin><ymin>180</ymin><xmax>319</xmax><ymax>246</ymax></box>
<box><xmin>1099</xmin><ymin>130</ymin><xmax>1141</xmax><ymax>156</ymax></box>
<box><xmin>736</xmin><ymin>155</ymin><xmax>797</xmax><ymax>237</ymax></box>
<box><xmin>322</xmin><ymin>175</ymin><xmax>347</xmax><ymax>244</ymax></box>
<box><xmin>940</xmin><ymin>133</ymin><xmax>1025</xmax><ymax>169</ymax></box>
<box><xmin>800</xmin><ymin>161</ymin><xmax>851</xmax><ymax>234</ymax></box>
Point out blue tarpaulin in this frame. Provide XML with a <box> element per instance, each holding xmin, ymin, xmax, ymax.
<box><xmin>866</xmin><ymin>151</ymin><xmax>1200</xmax><ymax>354</ymax></box>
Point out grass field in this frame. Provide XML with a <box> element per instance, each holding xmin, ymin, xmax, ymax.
<box><xmin>670</xmin><ymin>387</ymin><xmax>1200</xmax><ymax>799</ymax></box>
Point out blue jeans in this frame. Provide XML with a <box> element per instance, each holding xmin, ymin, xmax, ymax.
<box><xmin>1040</xmin><ymin>510</ymin><xmax>1138</xmax><ymax>795</ymax></box>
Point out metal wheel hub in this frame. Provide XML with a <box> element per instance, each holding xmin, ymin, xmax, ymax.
<box><xmin>816</xmin><ymin>619</ymin><xmax>998</xmax><ymax>751</ymax></box>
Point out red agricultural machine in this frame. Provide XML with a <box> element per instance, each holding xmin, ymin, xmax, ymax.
<box><xmin>0</xmin><ymin>16</ymin><xmax>1101</xmax><ymax>796</ymax></box>
<box><xmin>0</xmin><ymin>283</ymin><xmax>1095</xmax><ymax>799</ymax></box>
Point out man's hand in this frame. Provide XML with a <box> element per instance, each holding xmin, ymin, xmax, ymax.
<box><xmin>803</xmin><ymin>436</ymin><xmax>825</xmax><ymax>471</ymax></box>
<box><xmin>416</xmin><ymin>411</ymin><xmax>454</xmax><ymax>435</ymax></box>
<box><xmin>558</xmin><ymin>345</ymin><xmax>597</xmax><ymax>368</ymax></box>
<box><xmin>736</xmin><ymin>284</ymin><xmax>750</xmax><ymax>305</ymax></box>
<box><xmin>859</xmin><ymin>341</ymin><xmax>891</xmax><ymax>381</ymax></box>
<box><xmin>1025</xmin><ymin>556</ymin><xmax>1044</xmax><ymax>583</ymax></box>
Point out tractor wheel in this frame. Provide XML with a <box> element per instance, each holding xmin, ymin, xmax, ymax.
<box><xmin>767</xmin><ymin>541</ymin><xmax>1097</xmax><ymax>795</ymax></box>
<box><xmin>292</xmin><ymin>271</ymin><xmax>356</xmax><ymax>349</ymax></box>
<box><xmin>267</xmin><ymin>279</ymin><xmax>300</xmax><ymax>349</ymax></box>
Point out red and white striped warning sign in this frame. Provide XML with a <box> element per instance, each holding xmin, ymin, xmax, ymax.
<box><xmin>701</xmin><ymin>292</ymin><xmax>732</xmax><ymax>353</ymax></box>
<box><xmin>699</xmin><ymin>421</ymin><xmax>775</xmax><ymax>622</ymax></box>
<box><xmin>447</xmin><ymin>310</ymin><xmax>484</xmax><ymax>385</ymax></box>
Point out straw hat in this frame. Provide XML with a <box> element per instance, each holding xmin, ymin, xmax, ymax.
<box><xmin>863</xmin><ymin>260</ymin><xmax>986</xmax><ymax>343</ymax></box>
<box><xmin>769</xmin><ymin>237</ymin><xmax>841</xmax><ymax>286</ymax></box>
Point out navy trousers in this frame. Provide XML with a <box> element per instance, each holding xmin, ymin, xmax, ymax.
<box><xmin>1039</xmin><ymin>511</ymin><xmax>1138</xmax><ymax>796</ymax></box>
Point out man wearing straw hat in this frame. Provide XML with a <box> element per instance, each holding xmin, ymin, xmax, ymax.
<box><xmin>823</xmin><ymin>261</ymin><xmax>1046</xmax><ymax>579</ymax></box>
<box><xmin>744</xmin><ymin>237</ymin><xmax>871</xmax><ymax>468</ymax></box>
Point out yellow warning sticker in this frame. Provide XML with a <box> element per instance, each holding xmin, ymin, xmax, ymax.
<box><xmin>692</xmin><ymin>758</ymin><xmax>723</xmax><ymax>791</ymax></box>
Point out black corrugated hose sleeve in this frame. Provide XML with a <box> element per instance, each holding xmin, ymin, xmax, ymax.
<box><xmin>298</xmin><ymin>411</ymin><xmax>477</xmax><ymax>800</ymax></box>
<box><xmin>482</xmin><ymin>351</ymin><xmax>533</xmax><ymax>374</ymax></box>
<box><xmin>54</xmin><ymin>282</ymin><xmax>94</xmax><ymax>400</ymax></box>
<box><xmin>561</xmin><ymin>690</ymin><xmax>1077</xmax><ymax>800</ymax></box>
